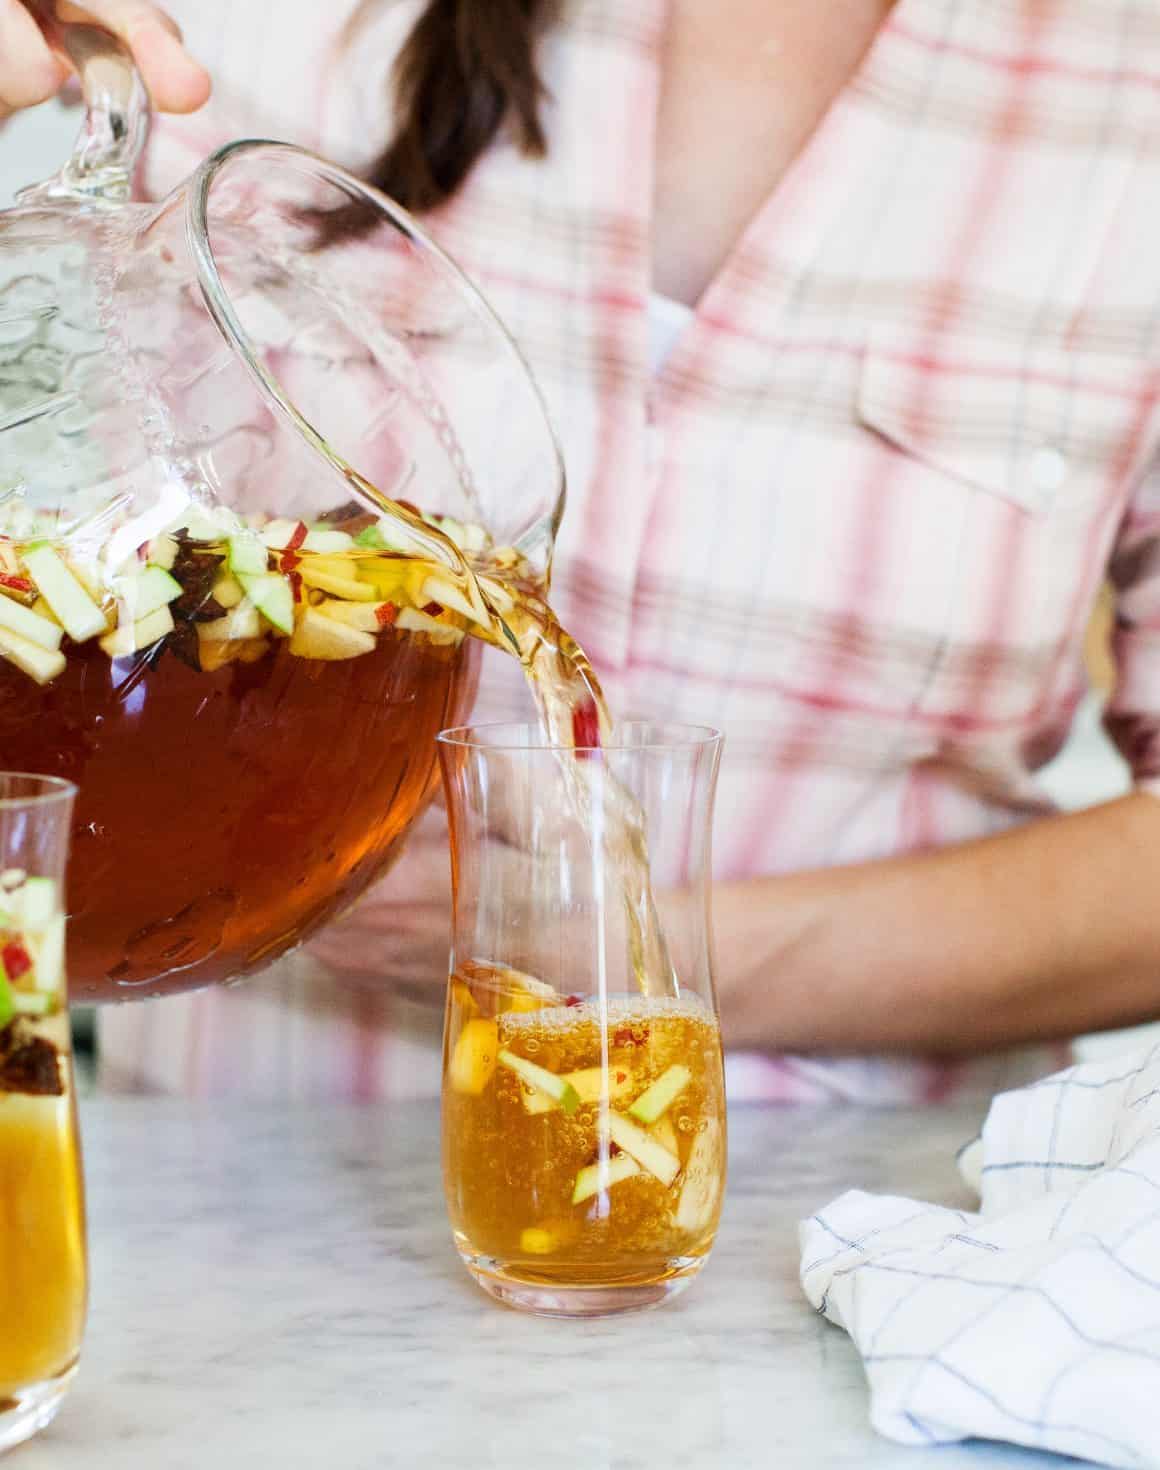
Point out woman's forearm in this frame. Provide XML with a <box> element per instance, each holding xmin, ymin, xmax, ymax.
<box><xmin>714</xmin><ymin>792</ymin><xmax>1160</xmax><ymax>1055</ymax></box>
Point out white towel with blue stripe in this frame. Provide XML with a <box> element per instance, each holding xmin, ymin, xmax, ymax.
<box><xmin>799</xmin><ymin>1043</ymin><xmax>1160</xmax><ymax>1468</ymax></box>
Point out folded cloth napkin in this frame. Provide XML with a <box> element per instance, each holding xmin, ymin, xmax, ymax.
<box><xmin>799</xmin><ymin>1042</ymin><xmax>1160</xmax><ymax>1468</ymax></box>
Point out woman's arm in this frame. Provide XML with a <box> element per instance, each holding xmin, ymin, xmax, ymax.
<box><xmin>714</xmin><ymin>791</ymin><xmax>1160</xmax><ymax>1054</ymax></box>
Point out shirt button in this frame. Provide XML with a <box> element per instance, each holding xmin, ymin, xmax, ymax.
<box><xmin>1029</xmin><ymin>445</ymin><xmax>1068</xmax><ymax>494</ymax></box>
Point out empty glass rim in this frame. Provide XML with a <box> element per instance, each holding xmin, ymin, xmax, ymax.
<box><xmin>0</xmin><ymin>773</ymin><xmax>77</xmax><ymax>809</ymax></box>
<box><xmin>436</xmin><ymin>721</ymin><xmax>723</xmax><ymax>755</ymax></box>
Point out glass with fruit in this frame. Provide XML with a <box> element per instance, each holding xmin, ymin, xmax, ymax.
<box><xmin>438</xmin><ymin>723</ymin><xmax>726</xmax><ymax>1317</ymax></box>
<box><xmin>0</xmin><ymin>27</ymin><xmax>564</xmax><ymax>1003</ymax></box>
<box><xmin>0</xmin><ymin>775</ymin><xmax>86</xmax><ymax>1452</ymax></box>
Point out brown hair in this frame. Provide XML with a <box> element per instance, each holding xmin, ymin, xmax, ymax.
<box><xmin>356</xmin><ymin>0</ymin><xmax>556</xmax><ymax>213</ymax></box>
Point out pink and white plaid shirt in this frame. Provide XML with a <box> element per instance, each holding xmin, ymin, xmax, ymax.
<box><xmin>100</xmin><ymin>0</ymin><xmax>1160</xmax><ymax>1102</ymax></box>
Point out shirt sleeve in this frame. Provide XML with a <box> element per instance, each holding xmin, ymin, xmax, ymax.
<box><xmin>1102</xmin><ymin>457</ymin><xmax>1160</xmax><ymax>795</ymax></box>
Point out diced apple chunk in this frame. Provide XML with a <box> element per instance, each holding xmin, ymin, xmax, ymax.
<box><xmin>606</xmin><ymin>1112</ymin><xmax>681</xmax><ymax>1187</ymax></box>
<box><xmin>260</xmin><ymin>519</ymin><xmax>305</xmax><ymax>550</ymax></box>
<box><xmin>648</xmin><ymin>1115</ymin><xmax>680</xmax><ymax>1156</ymax></box>
<box><xmin>420</xmin><ymin>574</ymin><xmax>488</xmax><ymax>629</ymax></box>
<box><xmin>146</xmin><ymin>533</ymin><xmax>179</xmax><ymax>570</ymax></box>
<box><xmin>572</xmin><ymin>1153</ymin><xmax>640</xmax><ymax>1205</ymax></box>
<box><xmin>523</xmin><ymin>1064</ymin><xmax>635</xmax><ymax>1115</ymax></box>
<box><xmin>302</xmin><ymin>528</ymin><xmax>355</xmax><ymax>553</ymax></box>
<box><xmin>227</xmin><ymin>533</ymin><xmax>268</xmax><ymax>576</ymax></box>
<box><xmin>99</xmin><ymin>605</ymin><xmax>174</xmax><ymax>657</ymax></box>
<box><xmin>0</xmin><ymin>626</ymin><xmax>66</xmax><ymax>684</ymax></box>
<box><xmin>23</xmin><ymin>543</ymin><xmax>106</xmax><ymax>642</ymax></box>
<box><xmin>198</xmin><ymin>637</ymin><xmax>269</xmax><ymax>672</ymax></box>
<box><xmin>212</xmin><ymin>572</ymin><xmax>245</xmax><ymax>609</ymax></box>
<box><xmin>316</xmin><ymin>599</ymin><xmax>395</xmax><ymax>633</ymax></box>
<box><xmin>0</xmin><ymin>589</ymin><xmax>63</xmax><ymax>652</ymax></box>
<box><xmin>449</xmin><ymin>1018</ymin><xmax>498</xmax><ymax>1095</ymax></box>
<box><xmin>396</xmin><ymin>607</ymin><xmax>464</xmax><ymax>645</ymax></box>
<box><xmin>674</xmin><ymin>1119</ymin><xmax>724</xmax><ymax>1233</ymax></box>
<box><xmin>627</xmin><ymin>1064</ymin><xmax>691</xmax><ymax>1125</ymax></box>
<box><xmin>520</xmin><ymin>1227</ymin><xmax>558</xmax><ymax>1255</ymax></box>
<box><xmin>197</xmin><ymin>603</ymin><xmax>263</xmax><ymax>643</ymax></box>
<box><xmin>113</xmin><ymin>564</ymin><xmax>182</xmax><ymax>621</ymax></box>
<box><xmin>498</xmin><ymin>1049</ymin><xmax>580</xmax><ymax>1115</ymax></box>
<box><xmin>289</xmin><ymin>607</ymin><xmax>376</xmax><ymax>660</ymax></box>
<box><xmin>237</xmin><ymin>572</ymin><xmax>294</xmax><ymax>634</ymax></box>
<box><xmin>298</xmin><ymin>564</ymin><xmax>378</xmax><ymax>602</ymax></box>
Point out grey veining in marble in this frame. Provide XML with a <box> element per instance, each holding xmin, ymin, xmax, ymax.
<box><xmin>10</xmin><ymin>1099</ymin><xmax>1098</xmax><ymax>1470</ymax></box>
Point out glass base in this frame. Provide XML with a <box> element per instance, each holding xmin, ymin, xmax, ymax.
<box><xmin>0</xmin><ymin>1367</ymin><xmax>75</xmax><ymax>1454</ymax></box>
<box><xmin>457</xmin><ymin>1246</ymin><xmax>707</xmax><ymax>1317</ymax></box>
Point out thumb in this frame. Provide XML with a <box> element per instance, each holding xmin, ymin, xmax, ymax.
<box><xmin>50</xmin><ymin>1</ymin><xmax>211</xmax><ymax>113</ymax></box>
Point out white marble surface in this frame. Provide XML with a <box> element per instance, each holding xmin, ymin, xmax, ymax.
<box><xmin>12</xmin><ymin>1099</ymin><xmax>1098</xmax><ymax>1470</ymax></box>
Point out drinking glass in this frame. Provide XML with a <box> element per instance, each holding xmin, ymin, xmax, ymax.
<box><xmin>438</xmin><ymin>722</ymin><xmax>726</xmax><ymax>1317</ymax></box>
<box><xmin>0</xmin><ymin>775</ymin><xmax>86</xmax><ymax>1452</ymax></box>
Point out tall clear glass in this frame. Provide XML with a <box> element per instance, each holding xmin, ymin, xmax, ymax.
<box><xmin>438</xmin><ymin>723</ymin><xmax>726</xmax><ymax>1317</ymax></box>
<box><xmin>0</xmin><ymin>775</ymin><xmax>85</xmax><ymax>1452</ymax></box>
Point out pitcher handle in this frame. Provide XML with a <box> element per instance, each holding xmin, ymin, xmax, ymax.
<box><xmin>17</xmin><ymin>25</ymin><xmax>148</xmax><ymax>206</ymax></box>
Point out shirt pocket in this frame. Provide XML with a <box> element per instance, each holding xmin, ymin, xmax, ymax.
<box><xmin>855</xmin><ymin>333</ymin><xmax>1160</xmax><ymax>727</ymax></box>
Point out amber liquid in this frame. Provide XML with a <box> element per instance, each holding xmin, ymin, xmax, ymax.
<box><xmin>0</xmin><ymin>626</ymin><xmax>476</xmax><ymax>1002</ymax></box>
<box><xmin>0</xmin><ymin>1078</ymin><xmax>86</xmax><ymax>1400</ymax></box>
<box><xmin>443</xmin><ymin>984</ymin><xmax>726</xmax><ymax>1287</ymax></box>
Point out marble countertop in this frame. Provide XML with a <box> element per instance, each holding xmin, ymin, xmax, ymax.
<box><xmin>13</xmin><ymin>1098</ymin><xmax>1096</xmax><ymax>1470</ymax></box>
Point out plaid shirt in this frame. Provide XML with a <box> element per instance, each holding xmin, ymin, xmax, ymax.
<box><xmin>101</xmin><ymin>0</ymin><xmax>1160</xmax><ymax>1102</ymax></box>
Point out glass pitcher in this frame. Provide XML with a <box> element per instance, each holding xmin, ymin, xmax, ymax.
<box><xmin>0</xmin><ymin>27</ymin><xmax>564</xmax><ymax>1003</ymax></box>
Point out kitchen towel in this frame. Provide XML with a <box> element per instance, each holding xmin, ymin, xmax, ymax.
<box><xmin>799</xmin><ymin>1042</ymin><xmax>1160</xmax><ymax>1468</ymax></box>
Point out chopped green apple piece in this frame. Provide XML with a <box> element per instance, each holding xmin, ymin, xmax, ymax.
<box><xmin>197</xmin><ymin>602</ymin><xmax>263</xmax><ymax>643</ymax></box>
<box><xmin>237</xmin><ymin>572</ymin><xmax>294</xmax><ymax>635</ymax></box>
<box><xmin>627</xmin><ymin>1064</ymin><xmax>691</xmax><ymax>1125</ymax></box>
<box><xmin>649</xmin><ymin>1114</ymin><xmax>680</xmax><ymax>1156</ymax></box>
<box><xmin>674</xmin><ymin>1119</ymin><xmax>723</xmax><ymax>1233</ymax></box>
<box><xmin>572</xmin><ymin>1153</ymin><xmax>640</xmax><ymax>1205</ymax></box>
<box><xmin>449</xmin><ymin>1018</ymin><xmax>498</xmax><ymax>1095</ymax></box>
<box><xmin>0</xmin><ymin>626</ymin><xmax>66</xmax><ymax>684</ymax></box>
<box><xmin>23</xmin><ymin>543</ymin><xmax>106</xmax><ymax>641</ymax></box>
<box><xmin>498</xmin><ymin>1049</ymin><xmax>580</xmax><ymax>1115</ymax></box>
<box><xmin>302</xmin><ymin>528</ymin><xmax>355</xmax><ymax>553</ymax></box>
<box><xmin>606</xmin><ymin>1112</ymin><xmax>681</xmax><ymax>1186</ymax></box>
<box><xmin>198</xmin><ymin>637</ymin><xmax>269</xmax><ymax>672</ymax></box>
<box><xmin>0</xmin><ymin>589</ymin><xmax>63</xmax><ymax>651</ymax></box>
<box><xmin>288</xmin><ymin>607</ymin><xmax>376</xmax><ymax>660</ymax></box>
<box><xmin>396</xmin><ymin>607</ymin><xmax>464</xmax><ymax>645</ymax></box>
<box><xmin>21</xmin><ymin>877</ymin><xmax>56</xmax><ymax>929</ymax></box>
<box><xmin>113</xmin><ymin>564</ymin><xmax>182</xmax><ymax>621</ymax></box>
<box><xmin>227</xmin><ymin>533</ymin><xmax>268</xmax><ymax>577</ymax></box>
<box><xmin>99</xmin><ymin>604</ymin><xmax>174</xmax><ymax>657</ymax></box>
<box><xmin>524</xmin><ymin>1063</ymin><xmax>635</xmax><ymax>1115</ymax></box>
<box><xmin>362</xmin><ymin>517</ymin><xmax>418</xmax><ymax>554</ymax></box>
<box><xmin>0</xmin><ymin>969</ymin><xmax>12</xmax><ymax>1030</ymax></box>
<box><xmin>353</xmin><ymin>525</ymin><xmax>385</xmax><ymax>550</ymax></box>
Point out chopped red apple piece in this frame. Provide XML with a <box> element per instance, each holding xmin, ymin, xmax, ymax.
<box><xmin>498</xmin><ymin>1049</ymin><xmax>580</xmax><ymax>1115</ymax></box>
<box><xmin>22</xmin><ymin>543</ymin><xmax>106</xmax><ymax>642</ymax></box>
<box><xmin>99</xmin><ymin>604</ymin><xmax>174</xmax><ymax>657</ymax></box>
<box><xmin>674</xmin><ymin>1119</ymin><xmax>723</xmax><ymax>1232</ymax></box>
<box><xmin>571</xmin><ymin>1153</ymin><xmax>640</xmax><ymax>1205</ymax></box>
<box><xmin>227</xmin><ymin>533</ymin><xmax>268</xmax><ymax>577</ymax></box>
<box><xmin>0</xmin><ymin>589</ymin><xmax>63</xmax><ymax>652</ymax></box>
<box><xmin>449</xmin><ymin>1018</ymin><xmax>498</xmax><ymax>1095</ymax></box>
<box><xmin>523</xmin><ymin>1064</ymin><xmax>635</xmax><ymax>1115</ymax></box>
<box><xmin>606</xmin><ymin>1112</ymin><xmax>681</xmax><ymax>1186</ymax></box>
<box><xmin>419</xmin><ymin>574</ymin><xmax>488</xmax><ymax>629</ymax></box>
<box><xmin>12</xmin><ymin>991</ymin><xmax>51</xmax><ymax>1017</ymax></box>
<box><xmin>627</xmin><ymin>1064</ymin><xmax>691</xmax><ymax>1125</ymax></box>
<box><xmin>0</xmin><ymin>626</ymin><xmax>66</xmax><ymax>684</ymax></box>
<box><xmin>237</xmin><ymin>572</ymin><xmax>294</xmax><ymax>635</ymax></box>
<box><xmin>260</xmin><ymin>519</ymin><xmax>306</xmax><ymax>551</ymax></box>
<box><xmin>289</xmin><ymin>607</ymin><xmax>376</xmax><ymax>660</ymax></box>
<box><xmin>316</xmin><ymin>599</ymin><xmax>393</xmax><ymax>633</ymax></box>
